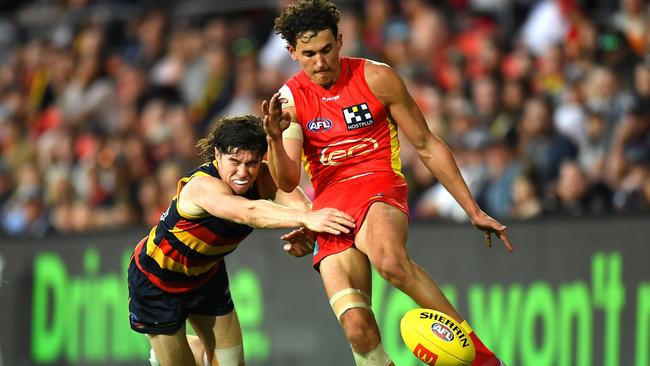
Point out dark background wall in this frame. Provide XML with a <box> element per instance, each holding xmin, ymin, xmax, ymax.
<box><xmin>1</xmin><ymin>216</ymin><xmax>649</xmax><ymax>366</ymax></box>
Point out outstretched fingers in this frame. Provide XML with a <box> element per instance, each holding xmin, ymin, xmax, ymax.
<box><xmin>320</xmin><ymin>220</ymin><xmax>352</xmax><ymax>235</ymax></box>
<box><xmin>281</xmin><ymin>228</ymin><xmax>314</xmax><ymax>257</ymax></box>
<box><xmin>261</xmin><ymin>93</ymin><xmax>291</xmax><ymax>139</ymax></box>
<box><xmin>261</xmin><ymin>99</ymin><xmax>269</xmax><ymax>116</ymax></box>
<box><xmin>474</xmin><ymin>212</ymin><xmax>515</xmax><ymax>253</ymax></box>
<box><xmin>497</xmin><ymin>228</ymin><xmax>515</xmax><ymax>253</ymax></box>
<box><xmin>327</xmin><ymin>209</ymin><xmax>355</xmax><ymax>234</ymax></box>
<box><xmin>482</xmin><ymin>225</ymin><xmax>514</xmax><ymax>253</ymax></box>
<box><xmin>483</xmin><ymin>232</ymin><xmax>492</xmax><ymax>248</ymax></box>
<box><xmin>306</xmin><ymin>208</ymin><xmax>355</xmax><ymax>235</ymax></box>
<box><xmin>266</xmin><ymin>92</ymin><xmax>281</xmax><ymax>114</ymax></box>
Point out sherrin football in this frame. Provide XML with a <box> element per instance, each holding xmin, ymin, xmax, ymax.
<box><xmin>400</xmin><ymin>308</ymin><xmax>475</xmax><ymax>365</ymax></box>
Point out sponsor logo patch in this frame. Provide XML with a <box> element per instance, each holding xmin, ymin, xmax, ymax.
<box><xmin>129</xmin><ymin>312</ymin><xmax>146</xmax><ymax>329</ymax></box>
<box><xmin>342</xmin><ymin>103</ymin><xmax>374</xmax><ymax>130</ymax></box>
<box><xmin>431</xmin><ymin>322</ymin><xmax>455</xmax><ymax>342</ymax></box>
<box><xmin>322</xmin><ymin>95</ymin><xmax>340</xmax><ymax>102</ymax></box>
<box><xmin>414</xmin><ymin>343</ymin><xmax>439</xmax><ymax>365</ymax></box>
<box><xmin>319</xmin><ymin>138</ymin><xmax>378</xmax><ymax>166</ymax></box>
<box><xmin>307</xmin><ymin>118</ymin><xmax>333</xmax><ymax>132</ymax></box>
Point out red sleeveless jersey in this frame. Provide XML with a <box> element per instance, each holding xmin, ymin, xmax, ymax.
<box><xmin>285</xmin><ymin>57</ymin><xmax>403</xmax><ymax>192</ymax></box>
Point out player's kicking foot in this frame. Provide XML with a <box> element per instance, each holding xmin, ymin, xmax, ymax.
<box><xmin>468</xmin><ymin>332</ymin><xmax>504</xmax><ymax>366</ymax></box>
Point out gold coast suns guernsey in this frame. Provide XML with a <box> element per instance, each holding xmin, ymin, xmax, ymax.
<box><xmin>281</xmin><ymin>57</ymin><xmax>403</xmax><ymax>192</ymax></box>
<box><xmin>134</xmin><ymin>161</ymin><xmax>257</xmax><ymax>293</ymax></box>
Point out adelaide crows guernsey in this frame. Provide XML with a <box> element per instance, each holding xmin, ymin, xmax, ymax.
<box><xmin>134</xmin><ymin>161</ymin><xmax>258</xmax><ymax>293</ymax></box>
<box><xmin>280</xmin><ymin>57</ymin><xmax>403</xmax><ymax>192</ymax></box>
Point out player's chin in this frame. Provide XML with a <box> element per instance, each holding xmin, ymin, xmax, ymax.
<box><xmin>313</xmin><ymin>73</ymin><xmax>331</xmax><ymax>84</ymax></box>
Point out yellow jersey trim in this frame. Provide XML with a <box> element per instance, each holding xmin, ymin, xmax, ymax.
<box><xmin>387</xmin><ymin>116</ymin><xmax>403</xmax><ymax>177</ymax></box>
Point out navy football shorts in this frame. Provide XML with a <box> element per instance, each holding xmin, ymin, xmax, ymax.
<box><xmin>127</xmin><ymin>258</ymin><xmax>234</xmax><ymax>334</ymax></box>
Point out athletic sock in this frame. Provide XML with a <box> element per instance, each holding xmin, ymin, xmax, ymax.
<box><xmin>468</xmin><ymin>332</ymin><xmax>500</xmax><ymax>366</ymax></box>
<box><xmin>460</xmin><ymin>321</ymin><xmax>501</xmax><ymax>366</ymax></box>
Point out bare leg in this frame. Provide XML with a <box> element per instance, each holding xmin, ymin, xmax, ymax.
<box><xmin>187</xmin><ymin>335</ymin><xmax>207</xmax><ymax>365</ymax></box>
<box><xmin>188</xmin><ymin>310</ymin><xmax>244</xmax><ymax>366</ymax></box>
<box><xmin>356</xmin><ymin>202</ymin><xmax>500</xmax><ymax>365</ymax></box>
<box><xmin>146</xmin><ymin>323</ymin><xmax>196</xmax><ymax>366</ymax></box>
<box><xmin>320</xmin><ymin>247</ymin><xmax>395</xmax><ymax>366</ymax></box>
<box><xmin>355</xmin><ymin>202</ymin><xmax>463</xmax><ymax>321</ymax></box>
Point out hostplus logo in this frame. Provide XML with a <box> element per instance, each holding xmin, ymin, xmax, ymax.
<box><xmin>343</xmin><ymin>103</ymin><xmax>374</xmax><ymax>130</ymax></box>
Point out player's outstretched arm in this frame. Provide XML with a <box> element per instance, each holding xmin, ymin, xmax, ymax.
<box><xmin>183</xmin><ymin>175</ymin><xmax>354</xmax><ymax>234</ymax></box>
<box><xmin>365</xmin><ymin>61</ymin><xmax>514</xmax><ymax>253</ymax></box>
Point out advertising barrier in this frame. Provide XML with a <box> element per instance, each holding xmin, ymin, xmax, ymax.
<box><xmin>0</xmin><ymin>216</ymin><xmax>649</xmax><ymax>366</ymax></box>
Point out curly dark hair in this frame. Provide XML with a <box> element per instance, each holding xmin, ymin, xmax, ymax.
<box><xmin>274</xmin><ymin>0</ymin><xmax>340</xmax><ymax>48</ymax></box>
<box><xmin>196</xmin><ymin>114</ymin><xmax>267</xmax><ymax>162</ymax></box>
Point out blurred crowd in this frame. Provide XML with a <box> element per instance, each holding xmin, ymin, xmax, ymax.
<box><xmin>1</xmin><ymin>0</ymin><xmax>649</xmax><ymax>237</ymax></box>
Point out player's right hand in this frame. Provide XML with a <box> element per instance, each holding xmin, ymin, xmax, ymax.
<box><xmin>281</xmin><ymin>227</ymin><xmax>315</xmax><ymax>257</ymax></box>
<box><xmin>261</xmin><ymin>92</ymin><xmax>291</xmax><ymax>139</ymax></box>
<box><xmin>303</xmin><ymin>208</ymin><xmax>355</xmax><ymax>235</ymax></box>
<box><xmin>470</xmin><ymin>210</ymin><xmax>515</xmax><ymax>253</ymax></box>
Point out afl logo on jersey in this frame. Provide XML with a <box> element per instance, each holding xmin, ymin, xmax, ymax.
<box><xmin>307</xmin><ymin>118</ymin><xmax>333</xmax><ymax>132</ymax></box>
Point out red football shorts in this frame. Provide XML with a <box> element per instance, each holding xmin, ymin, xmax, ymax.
<box><xmin>311</xmin><ymin>171</ymin><xmax>409</xmax><ymax>270</ymax></box>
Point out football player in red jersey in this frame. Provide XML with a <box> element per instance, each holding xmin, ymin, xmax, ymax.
<box><xmin>262</xmin><ymin>1</ymin><xmax>514</xmax><ymax>365</ymax></box>
<box><xmin>128</xmin><ymin>114</ymin><xmax>354</xmax><ymax>366</ymax></box>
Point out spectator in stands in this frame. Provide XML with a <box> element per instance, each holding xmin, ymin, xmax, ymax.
<box><xmin>607</xmin><ymin>103</ymin><xmax>650</xmax><ymax>187</ymax></box>
<box><xmin>544</xmin><ymin>160</ymin><xmax>613</xmax><ymax>215</ymax></box>
<box><xmin>584</xmin><ymin>65</ymin><xmax>635</xmax><ymax>135</ymax></box>
<box><xmin>1</xmin><ymin>0</ymin><xmax>650</xmax><ymax>236</ymax></box>
<box><xmin>517</xmin><ymin>96</ymin><xmax>577</xmax><ymax>187</ymax></box>
<box><xmin>578</xmin><ymin>110</ymin><xmax>610</xmax><ymax>181</ymax></box>
<box><xmin>510</xmin><ymin>173</ymin><xmax>543</xmax><ymax>220</ymax></box>
<box><xmin>477</xmin><ymin>139</ymin><xmax>522</xmax><ymax>219</ymax></box>
<box><xmin>611</xmin><ymin>0</ymin><xmax>649</xmax><ymax>56</ymax></box>
<box><xmin>1</xmin><ymin>163</ymin><xmax>49</xmax><ymax>236</ymax></box>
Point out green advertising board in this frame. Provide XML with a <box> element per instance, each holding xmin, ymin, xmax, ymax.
<box><xmin>0</xmin><ymin>216</ymin><xmax>648</xmax><ymax>366</ymax></box>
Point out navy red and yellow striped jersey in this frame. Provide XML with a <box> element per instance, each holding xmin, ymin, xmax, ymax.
<box><xmin>134</xmin><ymin>161</ymin><xmax>259</xmax><ymax>293</ymax></box>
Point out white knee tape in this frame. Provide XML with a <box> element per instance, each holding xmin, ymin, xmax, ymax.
<box><xmin>329</xmin><ymin>288</ymin><xmax>373</xmax><ymax>320</ymax></box>
<box><xmin>352</xmin><ymin>343</ymin><xmax>392</xmax><ymax>366</ymax></box>
<box><xmin>214</xmin><ymin>345</ymin><xmax>244</xmax><ymax>366</ymax></box>
<box><xmin>149</xmin><ymin>348</ymin><xmax>161</xmax><ymax>366</ymax></box>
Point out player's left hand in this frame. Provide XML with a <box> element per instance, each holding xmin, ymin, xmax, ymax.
<box><xmin>261</xmin><ymin>92</ymin><xmax>292</xmax><ymax>140</ymax></box>
<box><xmin>281</xmin><ymin>227</ymin><xmax>315</xmax><ymax>257</ymax></box>
<box><xmin>470</xmin><ymin>211</ymin><xmax>515</xmax><ymax>253</ymax></box>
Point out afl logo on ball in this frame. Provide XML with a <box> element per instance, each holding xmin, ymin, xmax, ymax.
<box><xmin>307</xmin><ymin>118</ymin><xmax>332</xmax><ymax>132</ymax></box>
<box><xmin>431</xmin><ymin>322</ymin><xmax>455</xmax><ymax>342</ymax></box>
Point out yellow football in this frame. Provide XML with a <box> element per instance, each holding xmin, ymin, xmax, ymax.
<box><xmin>400</xmin><ymin>308</ymin><xmax>475</xmax><ymax>365</ymax></box>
